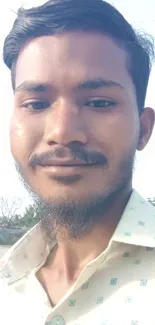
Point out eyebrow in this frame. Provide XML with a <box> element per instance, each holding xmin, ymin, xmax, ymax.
<box><xmin>15</xmin><ymin>78</ymin><xmax>124</xmax><ymax>93</ymax></box>
<box><xmin>15</xmin><ymin>82</ymin><xmax>49</xmax><ymax>93</ymax></box>
<box><xmin>77</xmin><ymin>78</ymin><xmax>124</xmax><ymax>90</ymax></box>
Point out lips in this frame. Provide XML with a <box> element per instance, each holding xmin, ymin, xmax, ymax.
<box><xmin>37</xmin><ymin>159</ymin><xmax>99</xmax><ymax>180</ymax></box>
<box><xmin>38</xmin><ymin>159</ymin><xmax>97</xmax><ymax>167</ymax></box>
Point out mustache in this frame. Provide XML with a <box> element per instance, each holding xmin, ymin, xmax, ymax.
<box><xmin>29</xmin><ymin>146</ymin><xmax>108</xmax><ymax>167</ymax></box>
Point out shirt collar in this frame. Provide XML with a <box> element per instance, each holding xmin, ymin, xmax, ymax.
<box><xmin>112</xmin><ymin>190</ymin><xmax>155</xmax><ymax>247</ymax></box>
<box><xmin>0</xmin><ymin>189</ymin><xmax>155</xmax><ymax>284</ymax></box>
<box><xmin>0</xmin><ymin>223</ymin><xmax>56</xmax><ymax>284</ymax></box>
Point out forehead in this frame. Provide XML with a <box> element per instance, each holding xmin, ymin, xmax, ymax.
<box><xmin>15</xmin><ymin>31</ymin><xmax>133</xmax><ymax>90</ymax></box>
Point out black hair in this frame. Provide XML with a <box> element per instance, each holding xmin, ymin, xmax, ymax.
<box><xmin>3</xmin><ymin>0</ymin><xmax>154</xmax><ymax>112</ymax></box>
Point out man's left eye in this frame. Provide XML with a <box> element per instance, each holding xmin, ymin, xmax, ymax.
<box><xmin>84</xmin><ymin>99</ymin><xmax>115</xmax><ymax>109</ymax></box>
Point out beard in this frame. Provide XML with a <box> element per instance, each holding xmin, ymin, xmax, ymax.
<box><xmin>15</xmin><ymin>153</ymin><xmax>135</xmax><ymax>241</ymax></box>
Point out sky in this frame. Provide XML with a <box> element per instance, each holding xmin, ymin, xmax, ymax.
<box><xmin>0</xmin><ymin>0</ymin><xmax>155</xmax><ymax>209</ymax></box>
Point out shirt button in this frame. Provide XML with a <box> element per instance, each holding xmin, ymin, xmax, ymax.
<box><xmin>46</xmin><ymin>315</ymin><xmax>65</xmax><ymax>325</ymax></box>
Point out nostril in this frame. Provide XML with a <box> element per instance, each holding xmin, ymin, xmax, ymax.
<box><xmin>47</xmin><ymin>140</ymin><xmax>57</xmax><ymax>146</ymax></box>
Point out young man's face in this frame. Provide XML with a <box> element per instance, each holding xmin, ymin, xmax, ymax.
<box><xmin>10</xmin><ymin>31</ymin><xmax>153</xmax><ymax>232</ymax></box>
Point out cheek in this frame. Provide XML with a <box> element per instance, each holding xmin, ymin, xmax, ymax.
<box><xmin>9</xmin><ymin>116</ymin><xmax>41</xmax><ymax>162</ymax></box>
<box><xmin>87</xmin><ymin>111</ymin><xmax>139</xmax><ymax>157</ymax></box>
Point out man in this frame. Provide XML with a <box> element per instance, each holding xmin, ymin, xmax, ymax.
<box><xmin>0</xmin><ymin>0</ymin><xmax>155</xmax><ymax>324</ymax></box>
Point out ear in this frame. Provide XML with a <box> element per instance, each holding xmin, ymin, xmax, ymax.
<box><xmin>137</xmin><ymin>107</ymin><xmax>155</xmax><ymax>151</ymax></box>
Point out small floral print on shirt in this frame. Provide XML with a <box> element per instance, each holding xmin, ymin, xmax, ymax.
<box><xmin>110</xmin><ymin>278</ymin><xmax>118</xmax><ymax>285</ymax></box>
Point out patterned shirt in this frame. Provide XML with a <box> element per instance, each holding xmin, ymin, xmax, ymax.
<box><xmin>0</xmin><ymin>190</ymin><xmax>155</xmax><ymax>325</ymax></box>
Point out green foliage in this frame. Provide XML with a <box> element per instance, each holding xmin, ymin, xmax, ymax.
<box><xmin>18</xmin><ymin>205</ymin><xmax>38</xmax><ymax>228</ymax></box>
<box><xmin>0</xmin><ymin>202</ymin><xmax>42</xmax><ymax>229</ymax></box>
<box><xmin>0</xmin><ymin>199</ymin><xmax>43</xmax><ymax>245</ymax></box>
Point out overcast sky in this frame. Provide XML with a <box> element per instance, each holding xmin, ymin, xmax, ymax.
<box><xmin>0</xmin><ymin>0</ymin><xmax>155</xmax><ymax>206</ymax></box>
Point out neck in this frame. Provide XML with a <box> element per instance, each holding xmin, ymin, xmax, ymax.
<box><xmin>46</xmin><ymin>186</ymin><xmax>132</xmax><ymax>282</ymax></box>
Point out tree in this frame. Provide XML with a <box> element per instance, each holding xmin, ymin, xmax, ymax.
<box><xmin>0</xmin><ymin>196</ymin><xmax>22</xmax><ymax>228</ymax></box>
<box><xmin>19</xmin><ymin>203</ymin><xmax>42</xmax><ymax>228</ymax></box>
<box><xmin>0</xmin><ymin>196</ymin><xmax>42</xmax><ymax>230</ymax></box>
<box><xmin>0</xmin><ymin>196</ymin><xmax>25</xmax><ymax>245</ymax></box>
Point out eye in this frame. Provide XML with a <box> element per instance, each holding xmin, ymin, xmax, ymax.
<box><xmin>22</xmin><ymin>101</ymin><xmax>49</xmax><ymax>111</ymax></box>
<box><xmin>84</xmin><ymin>99</ymin><xmax>116</xmax><ymax>110</ymax></box>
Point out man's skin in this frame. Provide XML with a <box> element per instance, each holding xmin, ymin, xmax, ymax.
<box><xmin>10</xmin><ymin>31</ymin><xmax>154</xmax><ymax>305</ymax></box>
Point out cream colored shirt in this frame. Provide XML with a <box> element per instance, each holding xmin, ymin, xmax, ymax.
<box><xmin>0</xmin><ymin>190</ymin><xmax>155</xmax><ymax>325</ymax></box>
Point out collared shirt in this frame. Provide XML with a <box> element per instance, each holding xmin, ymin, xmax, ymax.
<box><xmin>0</xmin><ymin>190</ymin><xmax>155</xmax><ymax>325</ymax></box>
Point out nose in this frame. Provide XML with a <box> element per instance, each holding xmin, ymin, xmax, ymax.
<box><xmin>44</xmin><ymin>99</ymin><xmax>88</xmax><ymax>146</ymax></box>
